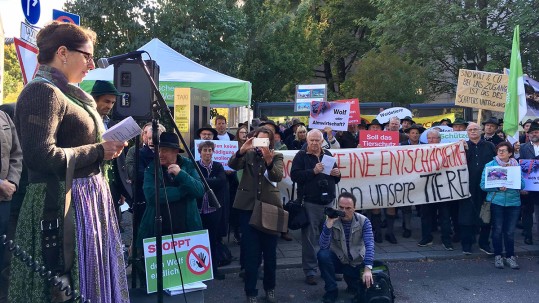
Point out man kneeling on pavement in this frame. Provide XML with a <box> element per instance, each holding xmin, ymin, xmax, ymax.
<box><xmin>317</xmin><ymin>192</ymin><xmax>375</xmax><ymax>303</ymax></box>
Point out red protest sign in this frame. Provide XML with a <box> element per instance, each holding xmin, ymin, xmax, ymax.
<box><xmin>334</xmin><ymin>98</ymin><xmax>360</xmax><ymax>124</ymax></box>
<box><xmin>359</xmin><ymin>130</ymin><xmax>399</xmax><ymax>148</ymax></box>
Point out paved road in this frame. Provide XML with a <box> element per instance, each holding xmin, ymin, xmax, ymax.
<box><xmin>203</xmin><ymin>257</ymin><xmax>539</xmax><ymax>303</ymax></box>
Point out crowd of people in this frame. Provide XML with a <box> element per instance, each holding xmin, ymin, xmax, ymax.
<box><xmin>0</xmin><ymin>21</ymin><xmax>538</xmax><ymax>303</ymax></box>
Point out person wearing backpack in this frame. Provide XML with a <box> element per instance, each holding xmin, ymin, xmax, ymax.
<box><xmin>317</xmin><ymin>192</ymin><xmax>375</xmax><ymax>303</ymax></box>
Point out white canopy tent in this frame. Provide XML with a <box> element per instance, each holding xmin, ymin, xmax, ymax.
<box><xmin>81</xmin><ymin>38</ymin><xmax>251</xmax><ymax>107</ymax></box>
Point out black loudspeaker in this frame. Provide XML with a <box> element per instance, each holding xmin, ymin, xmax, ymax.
<box><xmin>113</xmin><ymin>60</ymin><xmax>160</xmax><ymax>120</ymax></box>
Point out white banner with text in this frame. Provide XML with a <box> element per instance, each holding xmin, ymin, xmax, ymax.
<box><xmin>278</xmin><ymin>142</ymin><xmax>470</xmax><ymax>210</ymax></box>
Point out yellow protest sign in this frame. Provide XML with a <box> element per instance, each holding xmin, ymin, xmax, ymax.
<box><xmin>455</xmin><ymin>69</ymin><xmax>508</xmax><ymax>112</ymax></box>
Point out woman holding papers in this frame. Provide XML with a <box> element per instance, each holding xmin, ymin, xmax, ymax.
<box><xmin>480</xmin><ymin>142</ymin><xmax>525</xmax><ymax>270</ymax></box>
<box><xmin>9</xmin><ymin>22</ymin><xmax>129</xmax><ymax>302</ymax></box>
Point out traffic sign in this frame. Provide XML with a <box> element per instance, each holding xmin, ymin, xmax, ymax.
<box><xmin>21</xmin><ymin>0</ymin><xmax>41</xmax><ymax>25</ymax></box>
<box><xmin>13</xmin><ymin>38</ymin><xmax>39</xmax><ymax>85</ymax></box>
<box><xmin>52</xmin><ymin>9</ymin><xmax>80</xmax><ymax>25</ymax></box>
<box><xmin>186</xmin><ymin>245</ymin><xmax>211</xmax><ymax>275</ymax></box>
<box><xmin>20</xmin><ymin>22</ymin><xmax>39</xmax><ymax>47</ymax></box>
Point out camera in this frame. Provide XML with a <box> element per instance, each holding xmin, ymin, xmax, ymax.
<box><xmin>324</xmin><ymin>207</ymin><xmax>345</xmax><ymax>219</ymax></box>
<box><xmin>317</xmin><ymin>179</ymin><xmax>329</xmax><ymax>188</ymax></box>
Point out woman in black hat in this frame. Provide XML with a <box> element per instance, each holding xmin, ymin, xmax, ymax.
<box><xmin>137</xmin><ymin>132</ymin><xmax>204</xmax><ymax>251</ymax></box>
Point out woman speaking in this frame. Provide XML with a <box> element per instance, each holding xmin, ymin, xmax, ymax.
<box><xmin>9</xmin><ymin>22</ymin><xmax>128</xmax><ymax>302</ymax></box>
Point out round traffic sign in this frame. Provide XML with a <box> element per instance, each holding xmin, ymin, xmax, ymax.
<box><xmin>186</xmin><ymin>245</ymin><xmax>211</xmax><ymax>275</ymax></box>
<box><xmin>21</xmin><ymin>0</ymin><xmax>41</xmax><ymax>25</ymax></box>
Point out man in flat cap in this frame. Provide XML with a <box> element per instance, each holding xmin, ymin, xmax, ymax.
<box><xmin>481</xmin><ymin>117</ymin><xmax>504</xmax><ymax>146</ymax></box>
<box><xmin>91</xmin><ymin>80</ymin><xmax>131</xmax><ymax>231</ymax></box>
<box><xmin>90</xmin><ymin>80</ymin><xmax>123</xmax><ymax>129</ymax></box>
<box><xmin>450</xmin><ymin>118</ymin><xmax>468</xmax><ymax>132</ymax></box>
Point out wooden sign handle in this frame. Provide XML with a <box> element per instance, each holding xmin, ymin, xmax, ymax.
<box><xmin>477</xmin><ymin>109</ymin><xmax>483</xmax><ymax>124</ymax></box>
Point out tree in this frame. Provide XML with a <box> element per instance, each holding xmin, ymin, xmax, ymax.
<box><xmin>2</xmin><ymin>44</ymin><xmax>24</xmax><ymax>102</ymax></box>
<box><xmin>369</xmin><ymin>0</ymin><xmax>539</xmax><ymax>95</ymax></box>
<box><xmin>315</xmin><ymin>0</ymin><xmax>377</xmax><ymax>96</ymax></box>
<box><xmin>65</xmin><ymin>0</ymin><xmax>246</xmax><ymax>76</ymax></box>
<box><xmin>240</xmin><ymin>0</ymin><xmax>323</xmax><ymax>102</ymax></box>
<box><xmin>65</xmin><ymin>0</ymin><xmax>151</xmax><ymax>59</ymax></box>
<box><xmin>341</xmin><ymin>45</ymin><xmax>430</xmax><ymax>105</ymax></box>
<box><xmin>144</xmin><ymin>0</ymin><xmax>247</xmax><ymax>76</ymax></box>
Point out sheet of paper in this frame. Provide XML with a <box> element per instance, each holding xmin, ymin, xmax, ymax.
<box><xmin>321</xmin><ymin>155</ymin><xmax>336</xmax><ymax>175</ymax></box>
<box><xmin>102</xmin><ymin>116</ymin><xmax>141</xmax><ymax>142</ymax></box>
<box><xmin>484</xmin><ymin>166</ymin><xmax>521</xmax><ymax>189</ymax></box>
<box><xmin>165</xmin><ymin>281</ymin><xmax>207</xmax><ymax>295</ymax></box>
<box><xmin>264</xmin><ymin>170</ymin><xmax>277</xmax><ymax>187</ymax></box>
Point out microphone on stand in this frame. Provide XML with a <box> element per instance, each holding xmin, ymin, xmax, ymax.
<box><xmin>96</xmin><ymin>50</ymin><xmax>146</xmax><ymax>68</ymax></box>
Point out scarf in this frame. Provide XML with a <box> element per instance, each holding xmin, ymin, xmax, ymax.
<box><xmin>494</xmin><ymin>155</ymin><xmax>518</xmax><ymax>167</ymax></box>
<box><xmin>33</xmin><ymin>65</ymin><xmax>105</xmax><ymax>143</ymax></box>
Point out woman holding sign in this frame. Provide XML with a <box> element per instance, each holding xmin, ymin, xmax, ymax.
<box><xmin>480</xmin><ymin>142</ymin><xmax>525</xmax><ymax>270</ymax></box>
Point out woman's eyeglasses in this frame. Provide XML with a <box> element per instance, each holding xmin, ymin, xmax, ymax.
<box><xmin>68</xmin><ymin>48</ymin><xmax>94</xmax><ymax>63</ymax></box>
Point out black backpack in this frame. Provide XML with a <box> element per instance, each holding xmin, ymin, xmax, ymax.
<box><xmin>357</xmin><ymin>260</ymin><xmax>395</xmax><ymax>303</ymax></box>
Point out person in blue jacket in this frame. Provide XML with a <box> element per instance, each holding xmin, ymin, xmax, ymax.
<box><xmin>480</xmin><ymin>141</ymin><xmax>525</xmax><ymax>270</ymax></box>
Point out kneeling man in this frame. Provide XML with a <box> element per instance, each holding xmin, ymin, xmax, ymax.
<box><xmin>317</xmin><ymin>192</ymin><xmax>374</xmax><ymax>303</ymax></box>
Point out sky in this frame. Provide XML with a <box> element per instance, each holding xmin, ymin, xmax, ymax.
<box><xmin>0</xmin><ymin>0</ymin><xmax>67</xmax><ymax>38</ymax></box>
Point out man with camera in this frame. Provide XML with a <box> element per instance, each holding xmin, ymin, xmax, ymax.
<box><xmin>290</xmin><ymin>129</ymin><xmax>341</xmax><ymax>286</ymax></box>
<box><xmin>317</xmin><ymin>192</ymin><xmax>374</xmax><ymax>303</ymax></box>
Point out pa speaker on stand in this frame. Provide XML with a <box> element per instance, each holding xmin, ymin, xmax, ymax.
<box><xmin>113</xmin><ymin>60</ymin><xmax>160</xmax><ymax>121</ymax></box>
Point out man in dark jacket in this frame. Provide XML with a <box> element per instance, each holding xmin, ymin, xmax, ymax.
<box><xmin>291</xmin><ymin>129</ymin><xmax>341</xmax><ymax>286</ymax></box>
<box><xmin>0</xmin><ymin>109</ymin><xmax>23</xmax><ymax>301</ymax></box>
<box><xmin>516</xmin><ymin>122</ymin><xmax>539</xmax><ymax>245</ymax></box>
<box><xmin>459</xmin><ymin>122</ymin><xmax>496</xmax><ymax>255</ymax></box>
<box><xmin>481</xmin><ymin>117</ymin><xmax>504</xmax><ymax>146</ymax></box>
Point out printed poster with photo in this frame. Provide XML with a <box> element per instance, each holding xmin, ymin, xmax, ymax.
<box><xmin>308</xmin><ymin>101</ymin><xmax>351</xmax><ymax>131</ymax></box>
<box><xmin>295</xmin><ymin>84</ymin><xmax>327</xmax><ymax>112</ymax></box>
<box><xmin>484</xmin><ymin>166</ymin><xmax>521</xmax><ymax>189</ymax></box>
<box><xmin>520</xmin><ymin>160</ymin><xmax>539</xmax><ymax>191</ymax></box>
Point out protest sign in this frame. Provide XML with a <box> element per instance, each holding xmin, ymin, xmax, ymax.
<box><xmin>279</xmin><ymin>142</ymin><xmax>470</xmax><ymax>210</ymax></box>
<box><xmin>295</xmin><ymin>84</ymin><xmax>327</xmax><ymax>112</ymax></box>
<box><xmin>519</xmin><ymin>160</ymin><xmax>539</xmax><ymax>191</ymax></box>
<box><xmin>143</xmin><ymin>230</ymin><xmax>212</xmax><ymax>293</ymax></box>
<box><xmin>440</xmin><ymin>131</ymin><xmax>469</xmax><ymax>143</ymax></box>
<box><xmin>334</xmin><ymin>98</ymin><xmax>361</xmax><ymax>124</ymax></box>
<box><xmin>420</xmin><ymin>126</ymin><xmax>468</xmax><ymax>143</ymax></box>
<box><xmin>484</xmin><ymin>166</ymin><xmax>521</xmax><ymax>189</ymax></box>
<box><xmin>375</xmin><ymin>107</ymin><xmax>412</xmax><ymax>124</ymax></box>
<box><xmin>309</xmin><ymin>101</ymin><xmax>351</xmax><ymax>131</ymax></box>
<box><xmin>455</xmin><ymin>69</ymin><xmax>508</xmax><ymax>112</ymax></box>
<box><xmin>362</xmin><ymin>113</ymin><xmax>456</xmax><ymax>129</ymax></box>
<box><xmin>194</xmin><ymin>140</ymin><xmax>238</xmax><ymax>170</ymax></box>
<box><xmin>359</xmin><ymin>131</ymin><xmax>399</xmax><ymax>148</ymax></box>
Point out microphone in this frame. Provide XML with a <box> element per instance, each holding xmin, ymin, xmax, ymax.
<box><xmin>96</xmin><ymin>50</ymin><xmax>145</xmax><ymax>68</ymax></box>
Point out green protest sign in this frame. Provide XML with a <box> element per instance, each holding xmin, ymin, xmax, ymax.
<box><xmin>143</xmin><ymin>230</ymin><xmax>212</xmax><ymax>293</ymax></box>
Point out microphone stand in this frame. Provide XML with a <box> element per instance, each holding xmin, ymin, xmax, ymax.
<box><xmin>126</xmin><ymin>55</ymin><xmax>220</xmax><ymax>303</ymax></box>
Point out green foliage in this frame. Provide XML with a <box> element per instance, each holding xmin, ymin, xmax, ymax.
<box><xmin>2</xmin><ymin>44</ymin><xmax>24</xmax><ymax>102</ymax></box>
<box><xmin>316</xmin><ymin>0</ymin><xmax>377</xmax><ymax>93</ymax></box>
<box><xmin>341</xmin><ymin>45</ymin><xmax>430</xmax><ymax>105</ymax></box>
<box><xmin>65</xmin><ymin>0</ymin><xmax>151</xmax><ymax>59</ymax></box>
<box><xmin>65</xmin><ymin>0</ymin><xmax>246</xmax><ymax>76</ymax></box>
<box><xmin>144</xmin><ymin>0</ymin><xmax>247</xmax><ymax>76</ymax></box>
<box><xmin>240</xmin><ymin>0</ymin><xmax>323</xmax><ymax>102</ymax></box>
<box><xmin>368</xmin><ymin>0</ymin><xmax>539</xmax><ymax>95</ymax></box>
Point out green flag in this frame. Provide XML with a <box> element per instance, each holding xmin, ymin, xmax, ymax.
<box><xmin>503</xmin><ymin>25</ymin><xmax>527</xmax><ymax>137</ymax></box>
